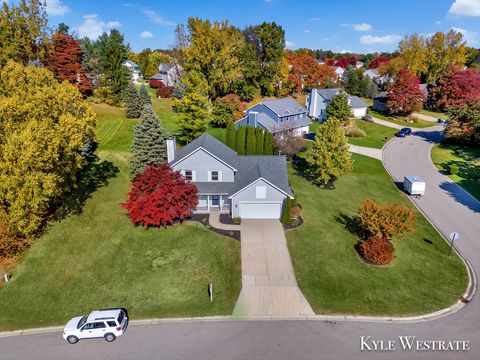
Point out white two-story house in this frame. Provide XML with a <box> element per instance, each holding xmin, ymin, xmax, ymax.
<box><xmin>306</xmin><ymin>88</ymin><xmax>368</xmax><ymax>121</ymax></box>
<box><xmin>166</xmin><ymin>133</ymin><xmax>294</xmax><ymax>219</ymax></box>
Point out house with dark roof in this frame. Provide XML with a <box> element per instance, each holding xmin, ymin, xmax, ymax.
<box><xmin>123</xmin><ymin>60</ymin><xmax>142</xmax><ymax>80</ymax></box>
<box><xmin>150</xmin><ymin>63</ymin><xmax>183</xmax><ymax>87</ymax></box>
<box><xmin>306</xmin><ymin>88</ymin><xmax>368</xmax><ymax>121</ymax></box>
<box><xmin>234</xmin><ymin>97</ymin><xmax>311</xmax><ymax>136</ymax></box>
<box><xmin>166</xmin><ymin>133</ymin><xmax>293</xmax><ymax>219</ymax></box>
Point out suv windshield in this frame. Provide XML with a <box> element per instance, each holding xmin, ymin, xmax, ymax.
<box><xmin>117</xmin><ymin>311</ymin><xmax>124</xmax><ymax>325</ymax></box>
<box><xmin>77</xmin><ymin>316</ymin><xmax>87</xmax><ymax>329</ymax></box>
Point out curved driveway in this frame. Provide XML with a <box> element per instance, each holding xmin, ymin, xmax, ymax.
<box><xmin>1</xmin><ymin>127</ymin><xmax>479</xmax><ymax>360</ymax></box>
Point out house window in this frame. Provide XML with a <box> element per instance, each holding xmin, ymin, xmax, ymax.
<box><xmin>185</xmin><ymin>170</ymin><xmax>193</xmax><ymax>181</ymax></box>
<box><xmin>256</xmin><ymin>186</ymin><xmax>266</xmax><ymax>199</ymax></box>
<box><xmin>210</xmin><ymin>171</ymin><xmax>220</xmax><ymax>181</ymax></box>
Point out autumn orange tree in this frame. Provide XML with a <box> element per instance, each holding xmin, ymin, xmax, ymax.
<box><xmin>43</xmin><ymin>32</ymin><xmax>92</xmax><ymax>95</ymax></box>
<box><xmin>285</xmin><ymin>50</ymin><xmax>336</xmax><ymax>93</ymax></box>
<box><xmin>387</xmin><ymin>69</ymin><xmax>425</xmax><ymax>115</ymax></box>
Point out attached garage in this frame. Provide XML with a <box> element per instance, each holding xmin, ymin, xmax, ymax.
<box><xmin>239</xmin><ymin>202</ymin><xmax>282</xmax><ymax>219</ymax></box>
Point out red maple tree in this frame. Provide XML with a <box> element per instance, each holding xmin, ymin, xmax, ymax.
<box><xmin>387</xmin><ymin>69</ymin><xmax>425</xmax><ymax>115</ymax></box>
<box><xmin>369</xmin><ymin>56</ymin><xmax>390</xmax><ymax>69</ymax></box>
<box><xmin>123</xmin><ymin>164</ymin><xmax>199</xmax><ymax>227</ymax></box>
<box><xmin>44</xmin><ymin>33</ymin><xmax>91</xmax><ymax>95</ymax></box>
<box><xmin>285</xmin><ymin>51</ymin><xmax>337</xmax><ymax>92</ymax></box>
<box><xmin>428</xmin><ymin>65</ymin><xmax>480</xmax><ymax>111</ymax></box>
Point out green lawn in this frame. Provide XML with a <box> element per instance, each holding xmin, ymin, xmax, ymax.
<box><xmin>0</xmin><ymin>102</ymin><xmax>241</xmax><ymax>331</ymax></box>
<box><xmin>348</xmin><ymin>120</ymin><xmax>397</xmax><ymax>149</ymax></box>
<box><xmin>287</xmin><ymin>154</ymin><xmax>468</xmax><ymax>316</ymax></box>
<box><xmin>369</xmin><ymin>109</ymin><xmax>434</xmax><ymax>128</ymax></box>
<box><xmin>431</xmin><ymin>143</ymin><xmax>480</xmax><ymax>201</ymax></box>
<box><xmin>418</xmin><ymin>109</ymin><xmax>446</xmax><ymax>119</ymax></box>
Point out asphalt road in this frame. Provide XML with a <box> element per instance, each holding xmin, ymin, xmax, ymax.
<box><xmin>1</xmin><ymin>126</ymin><xmax>479</xmax><ymax>360</ymax></box>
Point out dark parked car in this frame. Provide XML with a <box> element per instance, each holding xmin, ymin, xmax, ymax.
<box><xmin>438</xmin><ymin>118</ymin><xmax>446</xmax><ymax>124</ymax></box>
<box><xmin>396</xmin><ymin>131</ymin><xmax>407</xmax><ymax>138</ymax></box>
<box><xmin>303</xmin><ymin>133</ymin><xmax>316</xmax><ymax>141</ymax></box>
<box><xmin>401</xmin><ymin>127</ymin><xmax>412</xmax><ymax>135</ymax></box>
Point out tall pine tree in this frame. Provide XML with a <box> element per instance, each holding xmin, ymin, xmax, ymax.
<box><xmin>236</xmin><ymin>126</ymin><xmax>246</xmax><ymax>155</ymax></box>
<box><xmin>138</xmin><ymin>84</ymin><xmax>151</xmax><ymax>107</ymax></box>
<box><xmin>246</xmin><ymin>126</ymin><xmax>256</xmax><ymax>155</ymax></box>
<box><xmin>263</xmin><ymin>131</ymin><xmax>274</xmax><ymax>155</ymax></box>
<box><xmin>326</xmin><ymin>91</ymin><xmax>351</xmax><ymax>124</ymax></box>
<box><xmin>130</xmin><ymin>104</ymin><xmax>168</xmax><ymax>178</ymax></box>
<box><xmin>225</xmin><ymin>122</ymin><xmax>236</xmax><ymax>149</ymax></box>
<box><xmin>125</xmin><ymin>83</ymin><xmax>142</xmax><ymax>118</ymax></box>
<box><xmin>306</xmin><ymin>119</ymin><xmax>353</xmax><ymax>184</ymax></box>
<box><xmin>255</xmin><ymin>128</ymin><xmax>264</xmax><ymax>155</ymax></box>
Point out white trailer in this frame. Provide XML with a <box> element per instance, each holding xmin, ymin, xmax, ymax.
<box><xmin>404</xmin><ymin>176</ymin><xmax>426</xmax><ymax>196</ymax></box>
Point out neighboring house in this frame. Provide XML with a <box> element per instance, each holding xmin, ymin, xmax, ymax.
<box><xmin>329</xmin><ymin>66</ymin><xmax>345</xmax><ymax>80</ymax></box>
<box><xmin>151</xmin><ymin>63</ymin><xmax>183</xmax><ymax>87</ymax></box>
<box><xmin>167</xmin><ymin>133</ymin><xmax>294</xmax><ymax>219</ymax></box>
<box><xmin>372</xmin><ymin>91</ymin><xmax>389</xmax><ymax>112</ymax></box>
<box><xmin>234</xmin><ymin>97</ymin><xmax>311</xmax><ymax>136</ymax></box>
<box><xmin>363</xmin><ymin>68</ymin><xmax>389</xmax><ymax>84</ymax></box>
<box><xmin>317</xmin><ymin>60</ymin><xmax>325</xmax><ymax>65</ymax></box>
<box><xmin>123</xmin><ymin>60</ymin><xmax>142</xmax><ymax>80</ymax></box>
<box><xmin>306</xmin><ymin>88</ymin><xmax>368</xmax><ymax>121</ymax></box>
<box><xmin>355</xmin><ymin>61</ymin><xmax>364</xmax><ymax>69</ymax></box>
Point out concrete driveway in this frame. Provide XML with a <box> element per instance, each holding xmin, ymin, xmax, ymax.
<box><xmin>233</xmin><ymin>219</ymin><xmax>313</xmax><ymax>316</ymax></box>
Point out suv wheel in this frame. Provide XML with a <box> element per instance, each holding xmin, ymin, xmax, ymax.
<box><xmin>67</xmin><ymin>335</ymin><xmax>79</xmax><ymax>344</ymax></box>
<box><xmin>104</xmin><ymin>333</ymin><xmax>116</xmax><ymax>342</ymax></box>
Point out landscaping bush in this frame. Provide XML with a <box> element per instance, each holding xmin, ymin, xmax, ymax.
<box><xmin>281</xmin><ymin>197</ymin><xmax>292</xmax><ymax>225</ymax></box>
<box><xmin>358</xmin><ymin>199</ymin><xmax>415</xmax><ymax>240</ymax></box>
<box><xmin>448</xmin><ymin>164</ymin><xmax>459</xmax><ymax>175</ymax></box>
<box><xmin>345</xmin><ymin>127</ymin><xmax>366</xmax><ymax>138</ymax></box>
<box><xmin>123</xmin><ymin>164</ymin><xmax>198</xmax><ymax>227</ymax></box>
<box><xmin>149</xmin><ymin>79</ymin><xmax>164</xmax><ymax>88</ymax></box>
<box><xmin>291</xmin><ymin>205</ymin><xmax>301</xmax><ymax>219</ymax></box>
<box><xmin>156</xmin><ymin>86</ymin><xmax>174</xmax><ymax>98</ymax></box>
<box><xmin>356</xmin><ymin>236</ymin><xmax>395</xmax><ymax>265</ymax></box>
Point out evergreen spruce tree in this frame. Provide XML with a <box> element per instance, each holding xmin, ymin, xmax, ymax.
<box><xmin>255</xmin><ymin>128</ymin><xmax>264</xmax><ymax>155</ymax></box>
<box><xmin>263</xmin><ymin>131</ymin><xmax>274</xmax><ymax>155</ymax></box>
<box><xmin>306</xmin><ymin>119</ymin><xmax>353</xmax><ymax>185</ymax></box>
<box><xmin>326</xmin><ymin>91</ymin><xmax>351</xmax><ymax>124</ymax></box>
<box><xmin>130</xmin><ymin>104</ymin><xmax>169</xmax><ymax>178</ymax></box>
<box><xmin>236</xmin><ymin>126</ymin><xmax>247</xmax><ymax>155</ymax></box>
<box><xmin>225</xmin><ymin>122</ymin><xmax>236</xmax><ymax>150</ymax></box>
<box><xmin>125</xmin><ymin>83</ymin><xmax>142</xmax><ymax>118</ymax></box>
<box><xmin>139</xmin><ymin>84</ymin><xmax>151</xmax><ymax>107</ymax></box>
<box><xmin>281</xmin><ymin>197</ymin><xmax>292</xmax><ymax>225</ymax></box>
<box><xmin>246</xmin><ymin>126</ymin><xmax>256</xmax><ymax>155</ymax></box>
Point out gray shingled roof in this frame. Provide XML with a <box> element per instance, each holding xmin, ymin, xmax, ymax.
<box><xmin>262</xmin><ymin>98</ymin><xmax>307</xmax><ymax>116</ymax></box>
<box><xmin>171</xmin><ymin>133</ymin><xmax>238</xmax><ymax>169</ymax></box>
<box><xmin>150</xmin><ymin>72</ymin><xmax>165</xmax><ymax>80</ymax></box>
<box><xmin>231</xmin><ymin>156</ymin><xmax>293</xmax><ymax>197</ymax></box>
<box><xmin>314</xmin><ymin>88</ymin><xmax>368</xmax><ymax>109</ymax></box>
<box><xmin>194</xmin><ymin>182</ymin><xmax>235</xmax><ymax>195</ymax></box>
<box><xmin>158</xmin><ymin>63</ymin><xmax>177</xmax><ymax>72</ymax></box>
<box><xmin>257</xmin><ymin>114</ymin><xmax>312</xmax><ymax>133</ymax></box>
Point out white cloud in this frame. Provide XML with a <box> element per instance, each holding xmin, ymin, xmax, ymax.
<box><xmin>140</xmin><ymin>31</ymin><xmax>153</xmax><ymax>38</ymax></box>
<box><xmin>452</xmin><ymin>27</ymin><xmax>479</xmax><ymax>45</ymax></box>
<box><xmin>77</xmin><ymin>14</ymin><xmax>122</xmax><ymax>40</ymax></box>
<box><xmin>143</xmin><ymin>9</ymin><xmax>176</xmax><ymax>25</ymax></box>
<box><xmin>360</xmin><ymin>34</ymin><xmax>402</xmax><ymax>45</ymax></box>
<box><xmin>309</xmin><ymin>17</ymin><xmax>321</xmax><ymax>21</ymax></box>
<box><xmin>339</xmin><ymin>49</ymin><xmax>352</xmax><ymax>54</ymax></box>
<box><xmin>352</xmin><ymin>23</ymin><xmax>372</xmax><ymax>31</ymax></box>
<box><xmin>435</xmin><ymin>20</ymin><xmax>441</xmax><ymax>25</ymax></box>
<box><xmin>304</xmin><ymin>30</ymin><xmax>310</xmax><ymax>34</ymax></box>
<box><xmin>449</xmin><ymin>0</ymin><xmax>480</xmax><ymax>16</ymax></box>
<box><xmin>46</xmin><ymin>0</ymin><xmax>69</xmax><ymax>16</ymax></box>
<box><xmin>285</xmin><ymin>40</ymin><xmax>295</xmax><ymax>47</ymax></box>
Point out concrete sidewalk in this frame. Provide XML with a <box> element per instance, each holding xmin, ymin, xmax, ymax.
<box><xmin>233</xmin><ymin>220</ymin><xmax>314</xmax><ymax>316</ymax></box>
<box><xmin>411</xmin><ymin>112</ymin><xmax>438</xmax><ymax>123</ymax></box>
<box><xmin>371</xmin><ymin>116</ymin><xmax>404</xmax><ymax>130</ymax></box>
<box><xmin>209</xmin><ymin>212</ymin><xmax>240</xmax><ymax>231</ymax></box>
<box><xmin>349</xmin><ymin>144</ymin><xmax>382</xmax><ymax>160</ymax></box>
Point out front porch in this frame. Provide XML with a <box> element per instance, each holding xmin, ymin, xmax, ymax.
<box><xmin>194</xmin><ymin>194</ymin><xmax>230</xmax><ymax>214</ymax></box>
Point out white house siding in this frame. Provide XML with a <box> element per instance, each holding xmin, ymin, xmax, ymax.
<box><xmin>230</xmin><ymin>179</ymin><xmax>287</xmax><ymax>218</ymax></box>
<box><xmin>172</xmin><ymin>149</ymin><xmax>235</xmax><ymax>182</ymax></box>
<box><xmin>352</xmin><ymin>107</ymin><xmax>367</xmax><ymax>118</ymax></box>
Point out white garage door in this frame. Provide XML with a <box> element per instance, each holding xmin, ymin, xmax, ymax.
<box><xmin>239</xmin><ymin>202</ymin><xmax>282</xmax><ymax>219</ymax></box>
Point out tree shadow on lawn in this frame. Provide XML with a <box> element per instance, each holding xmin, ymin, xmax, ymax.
<box><xmin>291</xmin><ymin>156</ymin><xmax>336</xmax><ymax>190</ymax></box>
<box><xmin>53</xmin><ymin>155</ymin><xmax>119</xmax><ymax>221</ymax></box>
<box><xmin>335</xmin><ymin>213</ymin><xmax>368</xmax><ymax>240</ymax></box>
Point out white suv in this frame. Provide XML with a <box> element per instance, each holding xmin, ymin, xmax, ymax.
<box><xmin>63</xmin><ymin>308</ymin><xmax>128</xmax><ymax>344</ymax></box>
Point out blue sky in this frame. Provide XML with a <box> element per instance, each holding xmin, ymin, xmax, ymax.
<box><xmin>40</xmin><ymin>0</ymin><xmax>480</xmax><ymax>53</ymax></box>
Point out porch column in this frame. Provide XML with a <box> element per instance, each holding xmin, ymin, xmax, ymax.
<box><xmin>220</xmin><ymin>196</ymin><xmax>223</xmax><ymax>211</ymax></box>
<box><xmin>207</xmin><ymin>195</ymin><xmax>210</xmax><ymax>212</ymax></box>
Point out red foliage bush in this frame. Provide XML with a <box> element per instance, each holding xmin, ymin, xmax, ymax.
<box><xmin>387</xmin><ymin>69</ymin><xmax>425</xmax><ymax>115</ymax></box>
<box><xmin>356</xmin><ymin>236</ymin><xmax>395</xmax><ymax>265</ymax></box>
<box><xmin>149</xmin><ymin>79</ymin><xmax>164</xmax><ymax>89</ymax></box>
<box><xmin>369</xmin><ymin>56</ymin><xmax>390</xmax><ymax>69</ymax></box>
<box><xmin>156</xmin><ymin>86</ymin><xmax>174</xmax><ymax>98</ymax></box>
<box><xmin>122</xmin><ymin>164</ymin><xmax>199</xmax><ymax>227</ymax></box>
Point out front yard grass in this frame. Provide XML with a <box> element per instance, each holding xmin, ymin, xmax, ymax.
<box><xmin>0</xmin><ymin>103</ymin><xmax>241</xmax><ymax>331</ymax></box>
<box><xmin>369</xmin><ymin>109</ymin><xmax>434</xmax><ymax>128</ymax></box>
<box><xmin>348</xmin><ymin>120</ymin><xmax>397</xmax><ymax>149</ymax></box>
<box><xmin>431</xmin><ymin>143</ymin><xmax>480</xmax><ymax>201</ymax></box>
<box><xmin>287</xmin><ymin>154</ymin><xmax>468</xmax><ymax>316</ymax></box>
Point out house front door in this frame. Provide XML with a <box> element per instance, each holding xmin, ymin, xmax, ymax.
<box><xmin>211</xmin><ymin>195</ymin><xmax>220</xmax><ymax>206</ymax></box>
